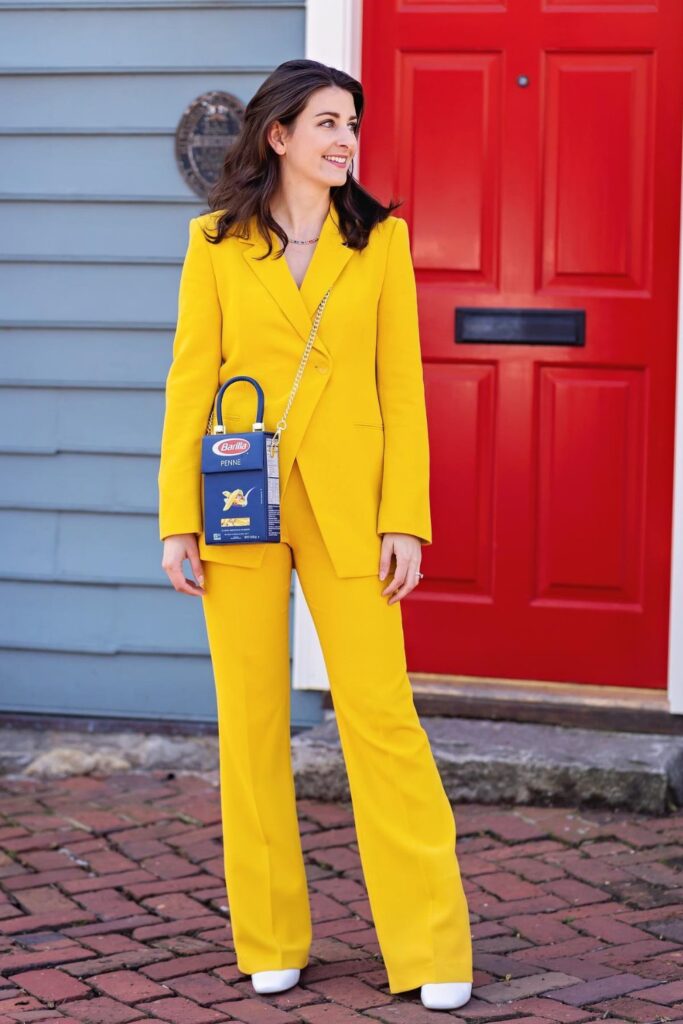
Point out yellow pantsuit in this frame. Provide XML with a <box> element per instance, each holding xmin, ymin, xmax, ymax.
<box><xmin>158</xmin><ymin>203</ymin><xmax>473</xmax><ymax>993</ymax></box>
<box><xmin>200</xmin><ymin>456</ymin><xmax>472</xmax><ymax>993</ymax></box>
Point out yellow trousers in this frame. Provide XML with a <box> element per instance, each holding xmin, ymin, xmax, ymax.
<box><xmin>200</xmin><ymin>458</ymin><xmax>473</xmax><ymax>994</ymax></box>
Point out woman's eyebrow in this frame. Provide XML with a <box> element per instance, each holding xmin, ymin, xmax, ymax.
<box><xmin>314</xmin><ymin>110</ymin><xmax>358</xmax><ymax>119</ymax></box>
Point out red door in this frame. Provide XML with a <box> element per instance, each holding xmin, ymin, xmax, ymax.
<box><xmin>361</xmin><ymin>0</ymin><xmax>683</xmax><ymax>688</ymax></box>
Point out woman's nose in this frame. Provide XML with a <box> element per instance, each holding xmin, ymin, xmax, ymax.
<box><xmin>338</xmin><ymin>127</ymin><xmax>357</xmax><ymax>147</ymax></box>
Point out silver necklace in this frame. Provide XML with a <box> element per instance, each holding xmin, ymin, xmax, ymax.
<box><xmin>288</xmin><ymin>235</ymin><xmax>320</xmax><ymax>245</ymax></box>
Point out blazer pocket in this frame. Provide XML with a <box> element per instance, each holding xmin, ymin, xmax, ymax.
<box><xmin>354</xmin><ymin>421</ymin><xmax>384</xmax><ymax>430</ymax></box>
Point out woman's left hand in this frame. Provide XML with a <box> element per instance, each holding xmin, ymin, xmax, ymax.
<box><xmin>379</xmin><ymin>533</ymin><xmax>423</xmax><ymax>604</ymax></box>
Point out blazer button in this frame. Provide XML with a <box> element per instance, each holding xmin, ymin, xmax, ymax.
<box><xmin>315</xmin><ymin>364</ymin><xmax>329</xmax><ymax>374</ymax></box>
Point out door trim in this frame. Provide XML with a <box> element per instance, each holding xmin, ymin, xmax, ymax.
<box><xmin>668</xmin><ymin>160</ymin><xmax>683</xmax><ymax>714</ymax></box>
<box><xmin>292</xmin><ymin>0</ymin><xmax>363</xmax><ymax>691</ymax></box>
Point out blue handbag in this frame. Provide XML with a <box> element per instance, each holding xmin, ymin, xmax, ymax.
<box><xmin>202</xmin><ymin>289</ymin><xmax>331</xmax><ymax>546</ymax></box>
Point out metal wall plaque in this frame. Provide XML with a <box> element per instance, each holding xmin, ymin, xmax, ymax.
<box><xmin>175</xmin><ymin>91</ymin><xmax>245</xmax><ymax>199</ymax></box>
<box><xmin>455</xmin><ymin>307</ymin><xmax>586</xmax><ymax>347</ymax></box>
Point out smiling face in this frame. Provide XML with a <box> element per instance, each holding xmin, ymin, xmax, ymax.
<box><xmin>267</xmin><ymin>84</ymin><xmax>359</xmax><ymax>190</ymax></box>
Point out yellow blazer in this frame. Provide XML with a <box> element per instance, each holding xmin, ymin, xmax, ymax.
<box><xmin>158</xmin><ymin>203</ymin><xmax>432</xmax><ymax>577</ymax></box>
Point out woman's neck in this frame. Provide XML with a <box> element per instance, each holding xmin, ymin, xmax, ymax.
<box><xmin>270</xmin><ymin>190</ymin><xmax>331</xmax><ymax>239</ymax></box>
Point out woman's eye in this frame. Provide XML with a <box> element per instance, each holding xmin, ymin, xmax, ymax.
<box><xmin>319</xmin><ymin>120</ymin><xmax>358</xmax><ymax>131</ymax></box>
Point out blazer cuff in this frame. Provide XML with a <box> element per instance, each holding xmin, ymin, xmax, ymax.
<box><xmin>159</xmin><ymin>518</ymin><xmax>201</xmax><ymax>541</ymax></box>
<box><xmin>377</xmin><ymin>522</ymin><xmax>432</xmax><ymax>546</ymax></box>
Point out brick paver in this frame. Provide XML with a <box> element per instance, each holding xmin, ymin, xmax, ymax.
<box><xmin>0</xmin><ymin>771</ymin><xmax>681</xmax><ymax>1022</ymax></box>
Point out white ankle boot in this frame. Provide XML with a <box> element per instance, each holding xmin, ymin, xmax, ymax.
<box><xmin>251</xmin><ymin>968</ymin><xmax>301</xmax><ymax>994</ymax></box>
<box><xmin>421</xmin><ymin>981</ymin><xmax>472</xmax><ymax>1010</ymax></box>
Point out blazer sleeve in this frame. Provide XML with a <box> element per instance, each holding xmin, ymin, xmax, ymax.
<box><xmin>375</xmin><ymin>217</ymin><xmax>432</xmax><ymax>545</ymax></box>
<box><xmin>157</xmin><ymin>217</ymin><xmax>222</xmax><ymax>540</ymax></box>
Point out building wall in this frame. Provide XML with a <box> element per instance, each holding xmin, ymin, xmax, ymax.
<box><xmin>0</xmin><ymin>0</ymin><xmax>324</xmax><ymax>726</ymax></box>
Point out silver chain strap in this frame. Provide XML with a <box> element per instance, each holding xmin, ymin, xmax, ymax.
<box><xmin>206</xmin><ymin>288</ymin><xmax>332</xmax><ymax>458</ymax></box>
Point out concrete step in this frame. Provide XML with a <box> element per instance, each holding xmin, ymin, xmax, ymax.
<box><xmin>291</xmin><ymin>711</ymin><xmax>683</xmax><ymax>815</ymax></box>
<box><xmin>2</xmin><ymin>713</ymin><xmax>682</xmax><ymax>814</ymax></box>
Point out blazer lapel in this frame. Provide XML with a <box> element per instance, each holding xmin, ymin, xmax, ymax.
<box><xmin>240</xmin><ymin>203</ymin><xmax>355</xmax><ymax>357</ymax></box>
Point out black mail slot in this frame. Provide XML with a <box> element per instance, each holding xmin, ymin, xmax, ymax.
<box><xmin>455</xmin><ymin>307</ymin><xmax>585</xmax><ymax>347</ymax></box>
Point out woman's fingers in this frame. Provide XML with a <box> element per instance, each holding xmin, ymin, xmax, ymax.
<box><xmin>379</xmin><ymin>534</ymin><xmax>421</xmax><ymax>604</ymax></box>
<box><xmin>162</xmin><ymin>535</ymin><xmax>206</xmax><ymax>596</ymax></box>
<box><xmin>386</xmin><ymin>560</ymin><xmax>420</xmax><ymax>604</ymax></box>
<box><xmin>188</xmin><ymin>549</ymin><xmax>206</xmax><ymax>593</ymax></box>
<box><xmin>384</xmin><ymin>554</ymin><xmax>420</xmax><ymax>604</ymax></box>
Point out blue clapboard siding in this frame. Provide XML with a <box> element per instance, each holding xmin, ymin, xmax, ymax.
<box><xmin>0</xmin><ymin>0</ymin><xmax>324</xmax><ymax>726</ymax></box>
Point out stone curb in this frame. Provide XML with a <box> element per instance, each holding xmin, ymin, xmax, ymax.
<box><xmin>291</xmin><ymin>713</ymin><xmax>683</xmax><ymax>814</ymax></box>
<box><xmin>2</xmin><ymin>714</ymin><xmax>682</xmax><ymax>812</ymax></box>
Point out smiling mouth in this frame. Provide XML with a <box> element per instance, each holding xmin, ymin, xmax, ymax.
<box><xmin>323</xmin><ymin>155</ymin><xmax>348</xmax><ymax>166</ymax></box>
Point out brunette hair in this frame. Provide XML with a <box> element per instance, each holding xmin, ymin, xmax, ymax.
<box><xmin>201</xmin><ymin>58</ymin><xmax>401</xmax><ymax>256</ymax></box>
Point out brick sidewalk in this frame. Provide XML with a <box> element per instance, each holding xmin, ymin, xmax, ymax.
<box><xmin>0</xmin><ymin>770</ymin><xmax>681</xmax><ymax>1023</ymax></box>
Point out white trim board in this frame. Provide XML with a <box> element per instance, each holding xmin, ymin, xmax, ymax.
<box><xmin>667</xmin><ymin>159</ymin><xmax>683</xmax><ymax>714</ymax></box>
<box><xmin>292</xmin><ymin>0</ymin><xmax>363</xmax><ymax>690</ymax></box>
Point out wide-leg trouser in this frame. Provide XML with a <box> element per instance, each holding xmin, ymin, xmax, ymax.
<box><xmin>200</xmin><ymin>457</ymin><xmax>473</xmax><ymax>994</ymax></box>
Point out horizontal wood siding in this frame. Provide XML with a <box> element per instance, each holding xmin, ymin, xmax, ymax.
<box><xmin>0</xmin><ymin>0</ymin><xmax>323</xmax><ymax>725</ymax></box>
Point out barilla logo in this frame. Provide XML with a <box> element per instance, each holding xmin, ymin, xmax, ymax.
<box><xmin>212</xmin><ymin>437</ymin><xmax>250</xmax><ymax>457</ymax></box>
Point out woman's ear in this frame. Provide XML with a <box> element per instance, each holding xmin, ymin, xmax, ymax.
<box><xmin>267</xmin><ymin>121</ymin><xmax>286</xmax><ymax>156</ymax></box>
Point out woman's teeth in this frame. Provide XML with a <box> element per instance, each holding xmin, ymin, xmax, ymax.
<box><xmin>323</xmin><ymin>156</ymin><xmax>346</xmax><ymax>165</ymax></box>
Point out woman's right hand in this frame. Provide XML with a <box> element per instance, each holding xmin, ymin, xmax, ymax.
<box><xmin>161</xmin><ymin>534</ymin><xmax>206</xmax><ymax>596</ymax></box>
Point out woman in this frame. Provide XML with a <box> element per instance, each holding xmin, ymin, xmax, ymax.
<box><xmin>158</xmin><ymin>59</ymin><xmax>473</xmax><ymax>1011</ymax></box>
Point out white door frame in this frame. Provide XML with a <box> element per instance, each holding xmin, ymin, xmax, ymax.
<box><xmin>668</xmin><ymin>165</ymin><xmax>683</xmax><ymax>714</ymax></box>
<box><xmin>294</xmin><ymin>0</ymin><xmax>683</xmax><ymax>712</ymax></box>
<box><xmin>292</xmin><ymin>0</ymin><xmax>363</xmax><ymax>690</ymax></box>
